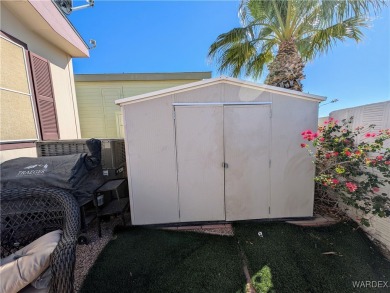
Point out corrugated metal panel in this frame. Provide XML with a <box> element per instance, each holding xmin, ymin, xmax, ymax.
<box><xmin>124</xmin><ymin>96</ymin><xmax>179</xmax><ymax>225</ymax></box>
<box><xmin>224</xmin><ymin>105</ymin><xmax>271</xmax><ymax>221</ymax></box>
<box><xmin>29</xmin><ymin>52</ymin><xmax>59</xmax><ymax>140</ymax></box>
<box><xmin>175</xmin><ymin>106</ymin><xmax>225</xmax><ymax>222</ymax></box>
<box><xmin>122</xmin><ymin>80</ymin><xmax>200</xmax><ymax>97</ymax></box>
<box><xmin>330</xmin><ymin>101</ymin><xmax>390</xmax><ymax>250</ymax></box>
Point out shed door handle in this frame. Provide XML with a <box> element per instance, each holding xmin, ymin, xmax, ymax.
<box><xmin>222</xmin><ymin>162</ymin><xmax>229</xmax><ymax>168</ymax></box>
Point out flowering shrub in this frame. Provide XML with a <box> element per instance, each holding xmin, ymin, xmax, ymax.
<box><xmin>301</xmin><ymin>117</ymin><xmax>390</xmax><ymax>226</ymax></box>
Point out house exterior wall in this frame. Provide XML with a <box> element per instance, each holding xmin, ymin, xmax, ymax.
<box><xmin>0</xmin><ymin>148</ymin><xmax>37</xmax><ymax>163</ymax></box>
<box><xmin>0</xmin><ymin>4</ymin><xmax>81</xmax><ymax>162</ymax></box>
<box><xmin>75</xmin><ymin>79</ymin><xmax>207</xmax><ymax>138</ymax></box>
<box><xmin>330</xmin><ymin>101</ymin><xmax>390</xmax><ymax>250</ymax></box>
<box><xmin>122</xmin><ymin>82</ymin><xmax>319</xmax><ymax>225</ymax></box>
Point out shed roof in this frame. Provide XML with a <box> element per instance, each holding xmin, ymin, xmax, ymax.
<box><xmin>115</xmin><ymin>76</ymin><xmax>326</xmax><ymax>106</ymax></box>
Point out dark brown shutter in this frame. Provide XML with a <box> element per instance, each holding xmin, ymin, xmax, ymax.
<box><xmin>29</xmin><ymin>52</ymin><xmax>59</xmax><ymax>140</ymax></box>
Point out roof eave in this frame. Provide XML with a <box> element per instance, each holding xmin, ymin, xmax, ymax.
<box><xmin>115</xmin><ymin>76</ymin><xmax>327</xmax><ymax>106</ymax></box>
<box><xmin>3</xmin><ymin>0</ymin><xmax>89</xmax><ymax>58</ymax></box>
<box><xmin>74</xmin><ymin>72</ymin><xmax>213</xmax><ymax>82</ymax></box>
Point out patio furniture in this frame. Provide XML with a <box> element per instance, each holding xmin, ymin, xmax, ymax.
<box><xmin>94</xmin><ymin>179</ymin><xmax>129</xmax><ymax>237</ymax></box>
<box><xmin>1</xmin><ymin>139</ymin><xmax>106</xmax><ymax>243</ymax></box>
<box><xmin>0</xmin><ymin>187</ymin><xmax>80</xmax><ymax>293</ymax></box>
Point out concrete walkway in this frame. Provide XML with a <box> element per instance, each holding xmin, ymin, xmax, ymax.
<box><xmin>286</xmin><ymin>214</ymin><xmax>339</xmax><ymax>227</ymax></box>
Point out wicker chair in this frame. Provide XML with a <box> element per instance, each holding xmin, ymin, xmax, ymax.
<box><xmin>0</xmin><ymin>188</ymin><xmax>80</xmax><ymax>293</ymax></box>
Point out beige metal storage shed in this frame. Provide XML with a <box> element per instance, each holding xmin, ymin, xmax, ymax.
<box><xmin>116</xmin><ymin>77</ymin><xmax>326</xmax><ymax>225</ymax></box>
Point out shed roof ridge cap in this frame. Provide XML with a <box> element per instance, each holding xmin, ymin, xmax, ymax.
<box><xmin>115</xmin><ymin>76</ymin><xmax>326</xmax><ymax>105</ymax></box>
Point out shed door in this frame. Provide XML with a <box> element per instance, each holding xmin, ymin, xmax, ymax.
<box><xmin>224</xmin><ymin>105</ymin><xmax>271</xmax><ymax>221</ymax></box>
<box><xmin>175</xmin><ymin>106</ymin><xmax>225</xmax><ymax>222</ymax></box>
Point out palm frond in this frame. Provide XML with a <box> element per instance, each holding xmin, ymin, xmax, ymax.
<box><xmin>209</xmin><ymin>0</ymin><xmax>386</xmax><ymax>79</ymax></box>
<box><xmin>320</xmin><ymin>0</ymin><xmax>387</xmax><ymax>20</ymax></box>
<box><xmin>208</xmin><ymin>27</ymin><xmax>250</xmax><ymax>59</ymax></box>
<box><xmin>245</xmin><ymin>46</ymin><xmax>275</xmax><ymax>78</ymax></box>
<box><xmin>219</xmin><ymin>41</ymin><xmax>258</xmax><ymax>77</ymax></box>
<box><xmin>298</xmin><ymin>16</ymin><xmax>369</xmax><ymax>60</ymax></box>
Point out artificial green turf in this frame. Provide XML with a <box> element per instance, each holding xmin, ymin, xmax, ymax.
<box><xmin>79</xmin><ymin>227</ymin><xmax>245</xmax><ymax>293</ymax></box>
<box><xmin>234</xmin><ymin>221</ymin><xmax>390</xmax><ymax>293</ymax></box>
<box><xmin>80</xmin><ymin>222</ymin><xmax>390</xmax><ymax>293</ymax></box>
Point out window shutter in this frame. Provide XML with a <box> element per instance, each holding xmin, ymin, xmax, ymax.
<box><xmin>29</xmin><ymin>52</ymin><xmax>59</xmax><ymax>140</ymax></box>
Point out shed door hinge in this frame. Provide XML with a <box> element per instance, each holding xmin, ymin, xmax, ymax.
<box><xmin>173</xmin><ymin>110</ymin><xmax>176</xmax><ymax>120</ymax></box>
<box><xmin>269</xmin><ymin>206</ymin><xmax>271</xmax><ymax>214</ymax></box>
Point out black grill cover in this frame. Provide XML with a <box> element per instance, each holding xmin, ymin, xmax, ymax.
<box><xmin>0</xmin><ymin>154</ymin><xmax>105</xmax><ymax>202</ymax></box>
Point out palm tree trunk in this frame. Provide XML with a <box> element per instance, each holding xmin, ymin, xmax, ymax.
<box><xmin>265</xmin><ymin>39</ymin><xmax>305</xmax><ymax>92</ymax></box>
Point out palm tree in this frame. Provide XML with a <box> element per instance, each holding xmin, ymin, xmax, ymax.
<box><xmin>208</xmin><ymin>0</ymin><xmax>386</xmax><ymax>91</ymax></box>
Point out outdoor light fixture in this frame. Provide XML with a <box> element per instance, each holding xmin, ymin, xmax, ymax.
<box><xmin>89</xmin><ymin>39</ymin><xmax>97</xmax><ymax>50</ymax></box>
<box><xmin>54</xmin><ymin>0</ymin><xmax>94</xmax><ymax>15</ymax></box>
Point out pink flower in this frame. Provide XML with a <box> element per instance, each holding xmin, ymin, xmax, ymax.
<box><xmin>385</xmin><ymin>161</ymin><xmax>390</xmax><ymax>165</ymax></box>
<box><xmin>300</xmin><ymin>143</ymin><xmax>307</xmax><ymax>148</ymax></box>
<box><xmin>372</xmin><ymin>187</ymin><xmax>380</xmax><ymax>193</ymax></box>
<box><xmin>376</xmin><ymin>156</ymin><xmax>383</xmax><ymax>161</ymax></box>
<box><xmin>325</xmin><ymin>153</ymin><xmax>331</xmax><ymax>159</ymax></box>
<box><xmin>319</xmin><ymin>137</ymin><xmax>325</xmax><ymax>142</ymax></box>
<box><xmin>365</xmin><ymin>133</ymin><xmax>377</xmax><ymax>138</ymax></box>
<box><xmin>324</xmin><ymin>121</ymin><xmax>329</xmax><ymax>125</ymax></box>
<box><xmin>345</xmin><ymin>151</ymin><xmax>352</xmax><ymax>157</ymax></box>
<box><xmin>346</xmin><ymin>182</ymin><xmax>358</xmax><ymax>192</ymax></box>
<box><xmin>332</xmin><ymin>152</ymin><xmax>339</xmax><ymax>157</ymax></box>
<box><xmin>331</xmin><ymin>179</ymin><xmax>339</xmax><ymax>185</ymax></box>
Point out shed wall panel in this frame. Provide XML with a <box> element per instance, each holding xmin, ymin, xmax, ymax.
<box><xmin>175</xmin><ymin>106</ymin><xmax>225</xmax><ymax>222</ymax></box>
<box><xmin>124</xmin><ymin>95</ymin><xmax>179</xmax><ymax>225</ymax></box>
<box><xmin>269</xmin><ymin>93</ymin><xmax>317</xmax><ymax>218</ymax></box>
<box><xmin>224</xmin><ymin>105</ymin><xmax>271</xmax><ymax>220</ymax></box>
<box><xmin>222</xmin><ymin>84</ymin><xmax>272</xmax><ymax>103</ymax></box>
<box><xmin>174</xmin><ymin>84</ymin><xmax>223</xmax><ymax>103</ymax></box>
<box><xmin>121</xmin><ymin>81</ymin><xmax>320</xmax><ymax>224</ymax></box>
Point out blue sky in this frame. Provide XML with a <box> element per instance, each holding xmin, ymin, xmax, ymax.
<box><xmin>69</xmin><ymin>1</ymin><xmax>390</xmax><ymax>117</ymax></box>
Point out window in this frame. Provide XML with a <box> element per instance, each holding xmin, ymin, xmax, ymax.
<box><xmin>0</xmin><ymin>36</ymin><xmax>38</xmax><ymax>142</ymax></box>
<box><xmin>0</xmin><ymin>33</ymin><xmax>59</xmax><ymax>147</ymax></box>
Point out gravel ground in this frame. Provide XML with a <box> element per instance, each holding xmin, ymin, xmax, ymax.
<box><xmin>74</xmin><ymin>217</ymin><xmax>234</xmax><ymax>292</ymax></box>
<box><xmin>178</xmin><ymin>226</ymin><xmax>234</xmax><ymax>236</ymax></box>
<box><xmin>74</xmin><ymin>214</ymin><xmax>130</xmax><ymax>292</ymax></box>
